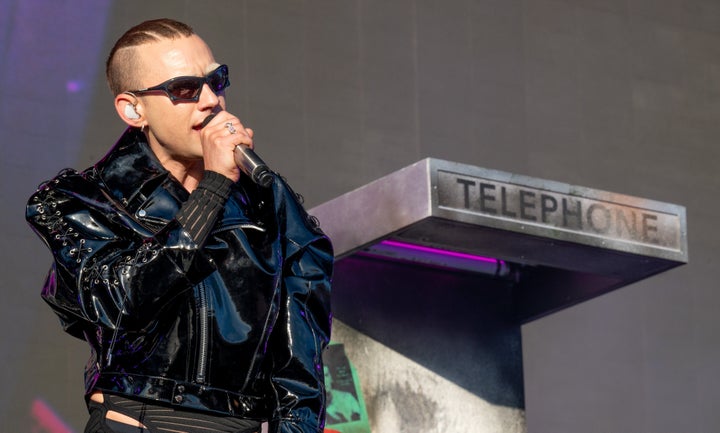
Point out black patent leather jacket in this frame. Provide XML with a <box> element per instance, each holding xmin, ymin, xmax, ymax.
<box><xmin>26</xmin><ymin>128</ymin><xmax>333</xmax><ymax>433</ymax></box>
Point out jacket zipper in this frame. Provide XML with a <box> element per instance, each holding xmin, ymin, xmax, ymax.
<box><xmin>105</xmin><ymin>291</ymin><xmax>129</xmax><ymax>366</ymax></box>
<box><xmin>208</xmin><ymin>221</ymin><xmax>271</xmax><ymax>389</ymax></box>
<box><xmin>195</xmin><ymin>222</ymin><xmax>265</xmax><ymax>384</ymax></box>
<box><xmin>195</xmin><ymin>280</ymin><xmax>209</xmax><ymax>384</ymax></box>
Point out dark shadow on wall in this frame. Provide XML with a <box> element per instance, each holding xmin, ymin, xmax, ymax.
<box><xmin>331</xmin><ymin>254</ymin><xmax>525</xmax><ymax>409</ymax></box>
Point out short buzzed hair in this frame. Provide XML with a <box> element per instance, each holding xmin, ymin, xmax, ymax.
<box><xmin>106</xmin><ymin>18</ymin><xmax>195</xmax><ymax>96</ymax></box>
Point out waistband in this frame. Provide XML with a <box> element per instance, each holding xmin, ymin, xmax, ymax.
<box><xmin>93</xmin><ymin>372</ymin><xmax>270</xmax><ymax>419</ymax></box>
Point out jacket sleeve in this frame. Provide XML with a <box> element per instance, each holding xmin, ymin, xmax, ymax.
<box><xmin>267</xmin><ymin>176</ymin><xmax>334</xmax><ymax>433</ymax></box>
<box><xmin>26</xmin><ymin>169</ymin><xmax>204</xmax><ymax>337</ymax></box>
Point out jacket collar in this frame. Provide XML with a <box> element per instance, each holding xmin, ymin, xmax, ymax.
<box><xmin>92</xmin><ymin>127</ymin><xmax>189</xmax><ymax>212</ymax></box>
<box><xmin>91</xmin><ymin>128</ymin><xmax>272</xmax><ymax>231</ymax></box>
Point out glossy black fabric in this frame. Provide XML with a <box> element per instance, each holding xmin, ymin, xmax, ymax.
<box><xmin>26</xmin><ymin>128</ymin><xmax>333</xmax><ymax>433</ymax></box>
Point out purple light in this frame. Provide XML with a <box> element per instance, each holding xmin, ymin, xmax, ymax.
<box><xmin>65</xmin><ymin>80</ymin><xmax>83</xmax><ymax>93</ymax></box>
<box><xmin>362</xmin><ymin>239</ymin><xmax>513</xmax><ymax>277</ymax></box>
<box><xmin>379</xmin><ymin>240</ymin><xmax>500</xmax><ymax>264</ymax></box>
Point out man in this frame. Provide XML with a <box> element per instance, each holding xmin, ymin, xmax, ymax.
<box><xmin>26</xmin><ymin>18</ymin><xmax>333</xmax><ymax>433</ymax></box>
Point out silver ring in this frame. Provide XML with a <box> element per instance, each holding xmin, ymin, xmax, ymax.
<box><xmin>225</xmin><ymin>122</ymin><xmax>237</xmax><ymax>134</ymax></box>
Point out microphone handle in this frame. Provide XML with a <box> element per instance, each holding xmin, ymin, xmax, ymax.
<box><xmin>234</xmin><ymin>145</ymin><xmax>274</xmax><ymax>188</ymax></box>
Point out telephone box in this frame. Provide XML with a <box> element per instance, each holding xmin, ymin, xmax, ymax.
<box><xmin>311</xmin><ymin>159</ymin><xmax>687</xmax><ymax>433</ymax></box>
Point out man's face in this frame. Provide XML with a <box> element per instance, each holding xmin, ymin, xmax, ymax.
<box><xmin>134</xmin><ymin>35</ymin><xmax>225</xmax><ymax>167</ymax></box>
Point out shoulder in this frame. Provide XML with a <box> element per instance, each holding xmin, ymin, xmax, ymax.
<box><xmin>28</xmin><ymin>166</ymin><xmax>104</xmax><ymax>208</ymax></box>
<box><xmin>26</xmin><ymin>166</ymin><xmax>111</xmax><ymax>235</ymax></box>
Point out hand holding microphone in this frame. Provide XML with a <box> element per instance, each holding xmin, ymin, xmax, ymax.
<box><xmin>200</xmin><ymin>113</ymin><xmax>273</xmax><ymax>188</ymax></box>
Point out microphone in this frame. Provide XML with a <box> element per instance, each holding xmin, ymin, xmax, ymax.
<box><xmin>233</xmin><ymin>145</ymin><xmax>274</xmax><ymax>188</ymax></box>
<box><xmin>201</xmin><ymin>114</ymin><xmax>274</xmax><ymax>188</ymax></box>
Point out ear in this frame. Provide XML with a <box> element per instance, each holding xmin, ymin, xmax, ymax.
<box><xmin>114</xmin><ymin>92</ymin><xmax>144</xmax><ymax>128</ymax></box>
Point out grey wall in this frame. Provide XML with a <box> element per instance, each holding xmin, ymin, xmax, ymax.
<box><xmin>2</xmin><ymin>0</ymin><xmax>718</xmax><ymax>432</ymax></box>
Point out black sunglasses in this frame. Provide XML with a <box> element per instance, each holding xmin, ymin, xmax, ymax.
<box><xmin>127</xmin><ymin>64</ymin><xmax>230</xmax><ymax>102</ymax></box>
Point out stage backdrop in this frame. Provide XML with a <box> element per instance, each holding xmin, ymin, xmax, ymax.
<box><xmin>2</xmin><ymin>1</ymin><xmax>718</xmax><ymax>432</ymax></box>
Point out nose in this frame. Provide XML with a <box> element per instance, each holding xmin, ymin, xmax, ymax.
<box><xmin>197</xmin><ymin>82</ymin><xmax>221</xmax><ymax>109</ymax></box>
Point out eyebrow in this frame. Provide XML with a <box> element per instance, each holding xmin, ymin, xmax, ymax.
<box><xmin>205</xmin><ymin>62</ymin><xmax>221</xmax><ymax>74</ymax></box>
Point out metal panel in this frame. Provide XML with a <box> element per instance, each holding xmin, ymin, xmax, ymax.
<box><xmin>311</xmin><ymin>158</ymin><xmax>686</xmax><ymax>262</ymax></box>
<box><xmin>309</xmin><ymin>158</ymin><xmax>688</xmax><ymax>321</ymax></box>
